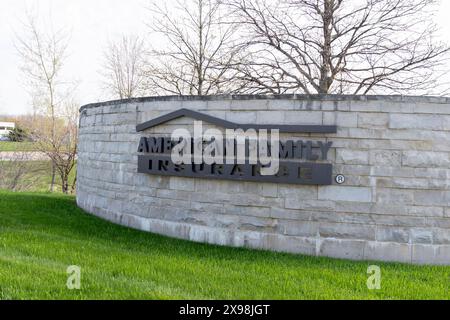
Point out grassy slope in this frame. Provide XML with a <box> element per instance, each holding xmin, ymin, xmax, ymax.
<box><xmin>0</xmin><ymin>161</ymin><xmax>76</xmax><ymax>193</ymax></box>
<box><xmin>0</xmin><ymin>142</ymin><xmax>38</xmax><ymax>152</ymax></box>
<box><xmin>0</xmin><ymin>191</ymin><xmax>448</xmax><ymax>300</ymax></box>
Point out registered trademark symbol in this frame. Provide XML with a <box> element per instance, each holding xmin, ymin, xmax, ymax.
<box><xmin>335</xmin><ymin>175</ymin><xmax>345</xmax><ymax>184</ymax></box>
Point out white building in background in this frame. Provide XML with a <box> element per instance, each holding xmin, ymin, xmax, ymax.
<box><xmin>0</xmin><ymin>122</ymin><xmax>15</xmax><ymax>139</ymax></box>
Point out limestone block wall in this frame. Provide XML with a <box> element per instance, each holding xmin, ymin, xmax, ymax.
<box><xmin>77</xmin><ymin>95</ymin><xmax>450</xmax><ymax>265</ymax></box>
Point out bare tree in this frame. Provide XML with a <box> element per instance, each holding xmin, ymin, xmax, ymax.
<box><xmin>15</xmin><ymin>12</ymin><xmax>78</xmax><ymax>194</ymax></box>
<box><xmin>24</xmin><ymin>102</ymin><xmax>78</xmax><ymax>194</ymax></box>
<box><xmin>226</xmin><ymin>0</ymin><xmax>449</xmax><ymax>95</ymax></box>
<box><xmin>102</xmin><ymin>35</ymin><xmax>147</xmax><ymax>99</ymax></box>
<box><xmin>145</xmin><ymin>0</ymin><xmax>242</xmax><ymax>95</ymax></box>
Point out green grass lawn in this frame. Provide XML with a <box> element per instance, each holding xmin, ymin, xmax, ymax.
<box><xmin>0</xmin><ymin>142</ymin><xmax>38</xmax><ymax>152</ymax></box>
<box><xmin>0</xmin><ymin>191</ymin><xmax>448</xmax><ymax>300</ymax></box>
<box><xmin>0</xmin><ymin>161</ymin><xmax>76</xmax><ymax>193</ymax></box>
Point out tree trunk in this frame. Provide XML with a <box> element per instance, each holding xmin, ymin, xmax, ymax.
<box><xmin>61</xmin><ymin>173</ymin><xmax>69</xmax><ymax>194</ymax></box>
<box><xmin>62</xmin><ymin>181</ymin><xmax>69</xmax><ymax>194</ymax></box>
<box><xmin>50</xmin><ymin>163</ymin><xmax>56</xmax><ymax>192</ymax></box>
<box><xmin>319</xmin><ymin>0</ymin><xmax>333</xmax><ymax>94</ymax></box>
<box><xmin>71</xmin><ymin>175</ymin><xmax>77</xmax><ymax>194</ymax></box>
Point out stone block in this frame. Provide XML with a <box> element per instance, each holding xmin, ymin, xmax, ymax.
<box><xmin>376</xmin><ymin>227</ymin><xmax>410</xmax><ymax>243</ymax></box>
<box><xmin>336</xmin><ymin>164</ymin><xmax>372</xmax><ymax>175</ymax></box>
<box><xmin>318</xmin><ymin>223</ymin><xmax>375</xmax><ymax>240</ymax></box>
<box><xmin>259</xmin><ymin>234</ymin><xmax>317</xmax><ymax>255</ymax></box>
<box><xmin>349</xmin><ymin>101</ymin><xmax>383</xmax><ymax>112</ymax></box>
<box><xmin>390</xmin><ymin>114</ymin><xmax>450</xmax><ymax>131</ymax></box>
<box><xmin>169</xmin><ymin>177</ymin><xmax>196</xmax><ymax>191</ymax></box>
<box><xmin>256</xmin><ymin>111</ymin><xmax>285</xmax><ymax>124</ymax></box>
<box><xmin>402</xmin><ymin>151</ymin><xmax>450</xmax><ymax>168</ymax></box>
<box><xmin>414</xmin><ymin>168</ymin><xmax>450</xmax><ymax>179</ymax></box>
<box><xmin>258</xmin><ymin>184</ymin><xmax>278</xmax><ymax>197</ymax></box>
<box><xmin>336</xmin><ymin>149</ymin><xmax>369</xmax><ymax>165</ymax></box>
<box><xmin>371</xmin><ymin>203</ymin><xmax>409</xmax><ymax>215</ymax></box>
<box><xmin>225</xmin><ymin>205</ymin><xmax>271</xmax><ymax>218</ymax></box>
<box><xmin>319</xmin><ymin>239</ymin><xmax>366</xmax><ymax>260</ymax></box>
<box><xmin>207</xmin><ymin>99</ymin><xmax>232</xmax><ymax>110</ymax></box>
<box><xmin>376</xmin><ymin>188</ymin><xmax>414</xmax><ymax>205</ymax></box>
<box><xmin>413</xmin><ymin>103</ymin><xmax>450</xmax><ymax>115</ymax></box>
<box><xmin>331</xmin><ymin>138</ymin><xmax>360</xmax><ymax>149</ymax></box>
<box><xmin>180</xmin><ymin>100</ymin><xmax>208</xmax><ymax>110</ymax></box>
<box><xmin>434</xmin><ymin>245</ymin><xmax>450</xmax><ymax>264</ymax></box>
<box><xmin>369</xmin><ymin>150</ymin><xmax>402</xmax><ymax>166</ymax></box>
<box><xmin>282</xmin><ymin>111</ymin><xmax>323</xmax><ymax>125</ymax></box>
<box><xmin>433</xmin><ymin>228</ymin><xmax>450</xmax><ymax>245</ymax></box>
<box><xmin>267</xmin><ymin>100</ymin><xmax>297</xmax><ymax>110</ymax></box>
<box><xmin>379</xmin><ymin>177</ymin><xmax>441</xmax><ymax>190</ymax></box>
<box><xmin>375</xmin><ymin>215</ymin><xmax>427</xmax><ymax>228</ymax></box>
<box><xmin>191</xmin><ymin>192</ymin><xmax>231</xmax><ymax>204</ymax></box>
<box><xmin>319</xmin><ymin>101</ymin><xmax>338</xmax><ymax>111</ymax></box>
<box><xmin>279</xmin><ymin>185</ymin><xmax>318</xmax><ymax>199</ymax></box>
<box><xmin>270</xmin><ymin>207</ymin><xmax>311</xmax><ymax>220</ymax></box>
<box><xmin>191</xmin><ymin>202</ymin><xmax>224</xmax><ymax>214</ymax></box>
<box><xmin>225</xmin><ymin>111</ymin><xmax>257</xmax><ymax>123</ymax></box>
<box><xmin>287</xmin><ymin>199</ymin><xmax>336</xmax><ymax>212</ymax></box>
<box><xmin>371</xmin><ymin>166</ymin><xmax>415</xmax><ymax>178</ymax></box>
<box><xmin>297</xmin><ymin>100</ymin><xmax>323</xmax><ymax>111</ymax></box>
<box><xmin>411</xmin><ymin>245</ymin><xmax>436</xmax><ymax>265</ymax></box>
<box><xmin>318</xmin><ymin>186</ymin><xmax>372</xmax><ymax>202</ymax></box>
<box><xmin>408</xmin><ymin>206</ymin><xmax>444</xmax><ymax>217</ymax></box>
<box><xmin>445</xmin><ymin>208</ymin><xmax>450</xmax><ymax>218</ymax></box>
<box><xmin>410</xmin><ymin>229</ymin><xmax>433</xmax><ymax>244</ymax></box>
<box><xmin>335</xmin><ymin>201</ymin><xmax>372</xmax><ymax>214</ymax></box>
<box><xmin>414</xmin><ymin>190</ymin><xmax>449</xmax><ymax>206</ymax></box>
<box><xmin>278</xmin><ymin>220</ymin><xmax>317</xmax><ymax>237</ymax></box>
<box><xmin>156</xmin><ymin>189</ymin><xmax>191</xmax><ymax>200</ymax></box>
<box><xmin>364</xmin><ymin>242</ymin><xmax>411</xmax><ymax>263</ymax></box>
<box><xmin>358</xmin><ymin>113</ymin><xmax>389</xmax><ymax>129</ymax></box>
<box><xmin>285</xmin><ymin>197</ymin><xmax>319</xmax><ymax>210</ymax></box>
<box><xmin>230</xmin><ymin>100</ymin><xmax>268</xmax><ymax>111</ymax></box>
<box><xmin>323</xmin><ymin>112</ymin><xmax>358</xmax><ymax>127</ymax></box>
<box><xmin>238</xmin><ymin>215</ymin><xmax>277</xmax><ymax>232</ymax></box>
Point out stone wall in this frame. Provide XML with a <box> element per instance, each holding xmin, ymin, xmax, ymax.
<box><xmin>77</xmin><ymin>95</ymin><xmax>450</xmax><ymax>265</ymax></box>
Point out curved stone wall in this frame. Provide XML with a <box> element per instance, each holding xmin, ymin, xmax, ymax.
<box><xmin>77</xmin><ymin>95</ymin><xmax>450</xmax><ymax>265</ymax></box>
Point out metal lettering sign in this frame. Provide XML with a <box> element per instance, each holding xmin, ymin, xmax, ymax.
<box><xmin>136</xmin><ymin>109</ymin><xmax>336</xmax><ymax>185</ymax></box>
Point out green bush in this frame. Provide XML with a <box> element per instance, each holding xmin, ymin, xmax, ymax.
<box><xmin>7</xmin><ymin>126</ymin><xmax>29</xmax><ymax>142</ymax></box>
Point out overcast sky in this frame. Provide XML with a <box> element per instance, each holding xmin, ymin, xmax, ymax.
<box><xmin>0</xmin><ymin>0</ymin><xmax>449</xmax><ymax>115</ymax></box>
